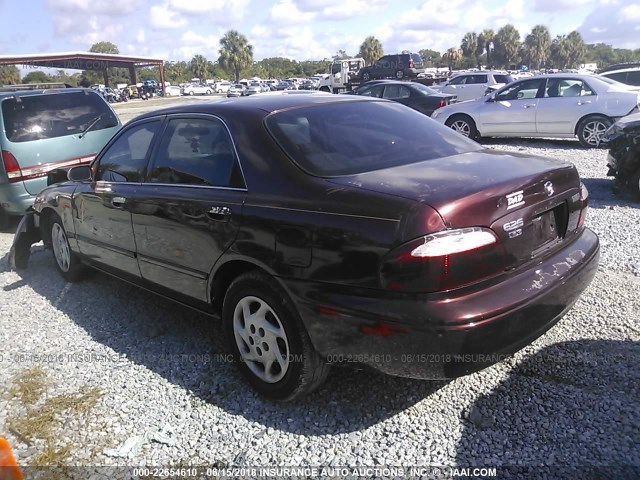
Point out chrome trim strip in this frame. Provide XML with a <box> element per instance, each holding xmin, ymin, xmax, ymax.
<box><xmin>138</xmin><ymin>254</ymin><xmax>208</xmax><ymax>279</ymax></box>
<box><xmin>243</xmin><ymin>204</ymin><xmax>400</xmax><ymax>222</ymax></box>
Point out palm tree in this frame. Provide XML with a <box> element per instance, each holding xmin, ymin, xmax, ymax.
<box><xmin>523</xmin><ymin>25</ymin><xmax>552</xmax><ymax>70</ymax></box>
<box><xmin>358</xmin><ymin>36</ymin><xmax>383</xmax><ymax>66</ymax></box>
<box><xmin>566</xmin><ymin>30</ymin><xmax>586</xmax><ymax>69</ymax></box>
<box><xmin>494</xmin><ymin>24</ymin><xmax>521</xmax><ymax>69</ymax></box>
<box><xmin>444</xmin><ymin>48</ymin><xmax>463</xmax><ymax>71</ymax></box>
<box><xmin>551</xmin><ymin>35</ymin><xmax>570</xmax><ymax>69</ymax></box>
<box><xmin>0</xmin><ymin>65</ymin><xmax>21</xmax><ymax>84</ymax></box>
<box><xmin>190</xmin><ymin>55</ymin><xmax>209</xmax><ymax>81</ymax></box>
<box><xmin>460</xmin><ymin>32</ymin><xmax>478</xmax><ymax>63</ymax></box>
<box><xmin>218</xmin><ymin>30</ymin><xmax>254</xmax><ymax>82</ymax></box>
<box><xmin>476</xmin><ymin>29</ymin><xmax>495</xmax><ymax>68</ymax></box>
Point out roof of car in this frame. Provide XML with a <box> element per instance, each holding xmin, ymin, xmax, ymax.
<box><xmin>0</xmin><ymin>87</ymin><xmax>93</xmax><ymax>99</ymax></box>
<box><xmin>132</xmin><ymin>93</ymin><xmax>379</xmax><ymax>121</ymax></box>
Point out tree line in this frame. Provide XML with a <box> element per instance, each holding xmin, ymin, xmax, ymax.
<box><xmin>1</xmin><ymin>25</ymin><xmax>639</xmax><ymax>86</ymax></box>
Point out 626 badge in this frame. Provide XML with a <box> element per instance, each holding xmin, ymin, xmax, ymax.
<box><xmin>503</xmin><ymin>217</ymin><xmax>524</xmax><ymax>239</ymax></box>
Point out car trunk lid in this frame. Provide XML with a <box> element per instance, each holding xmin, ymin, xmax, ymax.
<box><xmin>328</xmin><ymin>149</ymin><xmax>584</xmax><ymax>269</ymax></box>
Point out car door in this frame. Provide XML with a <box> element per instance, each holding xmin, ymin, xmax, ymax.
<box><xmin>478</xmin><ymin>78</ymin><xmax>545</xmax><ymax>135</ymax></box>
<box><xmin>536</xmin><ymin>78</ymin><xmax>596</xmax><ymax>135</ymax></box>
<box><xmin>440</xmin><ymin>75</ymin><xmax>468</xmax><ymax>98</ymax></box>
<box><xmin>130</xmin><ymin>114</ymin><xmax>246</xmax><ymax>302</ymax></box>
<box><xmin>73</xmin><ymin>118</ymin><xmax>161</xmax><ymax>277</ymax></box>
<box><xmin>461</xmin><ymin>74</ymin><xmax>489</xmax><ymax>101</ymax></box>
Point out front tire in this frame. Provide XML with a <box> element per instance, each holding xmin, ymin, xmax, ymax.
<box><xmin>361</xmin><ymin>71</ymin><xmax>371</xmax><ymax>82</ymax></box>
<box><xmin>222</xmin><ymin>271</ymin><xmax>329</xmax><ymax>401</ymax></box>
<box><xmin>445</xmin><ymin>114</ymin><xmax>478</xmax><ymax>139</ymax></box>
<box><xmin>49</xmin><ymin>214</ymin><xmax>87</xmax><ymax>282</ymax></box>
<box><xmin>189</xmin><ymin>91</ymin><xmax>194</xmax><ymax>96</ymax></box>
<box><xmin>577</xmin><ymin>115</ymin><xmax>612</xmax><ymax>148</ymax></box>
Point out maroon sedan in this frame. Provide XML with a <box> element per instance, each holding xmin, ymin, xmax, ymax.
<box><xmin>10</xmin><ymin>94</ymin><xmax>599</xmax><ymax>400</ymax></box>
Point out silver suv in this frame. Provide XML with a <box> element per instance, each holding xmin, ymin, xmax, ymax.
<box><xmin>433</xmin><ymin>71</ymin><xmax>514</xmax><ymax>102</ymax></box>
<box><xmin>599</xmin><ymin>63</ymin><xmax>640</xmax><ymax>87</ymax></box>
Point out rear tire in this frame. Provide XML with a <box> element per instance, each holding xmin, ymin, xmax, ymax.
<box><xmin>222</xmin><ymin>271</ymin><xmax>329</xmax><ymax>401</ymax></box>
<box><xmin>577</xmin><ymin>115</ymin><xmax>612</xmax><ymax>148</ymax></box>
<box><xmin>49</xmin><ymin>214</ymin><xmax>87</xmax><ymax>282</ymax></box>
<box><xmin>395</xmin><ymin>70</ymin><xmax>405</xmax><ymax>79</ymax></box>
<box><xmin>445</xmin><ymin>114</ymin><xmax>478</xmax><ymax>140</ymax></box>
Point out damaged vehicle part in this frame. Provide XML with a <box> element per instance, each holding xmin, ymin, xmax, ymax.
<box><xmin>604</xmin><ymin>112</ymin><xmax>640</xmax><ymax>198</ymax></box>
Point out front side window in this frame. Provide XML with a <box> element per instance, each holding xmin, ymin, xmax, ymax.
<box><xmin>265</xmin><ymin>101</ymin><xmax>481</xmax><ymax>177</ymax></box>
<box><xmin>148</xmin><ymin>117</ymin><xmax>243</xmax><ymax>188</ymax></box>
<box><xmin>495</xmin><ymin>79</ymin><xmax>544</xmax><ymax>101</ymax></box>
<box><xmin>2</xmin><ymin>91</ymin><xmax>119</xmax><ymax>143</ymax></box>
<box><xmin>96</xmin><ymin>120</ymin><xmax>160</xmax><ymax>182</ymax></box>
<box><xmin>356</xmin><ymin>85</ymin><xmax>383</xmax><ymax>97</ymax></box>
<box><xmin>448</xmin><ymin>76</ymin><xmax>467</xmax><ymax>85</ymax></box>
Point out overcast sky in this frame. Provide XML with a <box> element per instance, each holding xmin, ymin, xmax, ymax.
<box><xmin>1</xmin><ymin>0</ymin><xmax>638</xmax><ymax>63</ymax></box>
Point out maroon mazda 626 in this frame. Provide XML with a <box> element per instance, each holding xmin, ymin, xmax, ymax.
<box><xmin>10</xmin><ymin>93</ymin><xmax>599</xmax><ymax>400</ymax></box>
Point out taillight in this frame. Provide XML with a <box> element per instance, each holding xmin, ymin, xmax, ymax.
<box><xmin>380</xmin><ymin>227</ymin><xmax>506</xmax><ymax>293</ymax></box>
<box><xmin>2</xmin><ymin>150</ymin><xmax>22</xmax><ymax>183</ymax></box>
<box><xmin>408</xmin><ymin>59</ymin><xmax>414</xmax><ymax>68</ymax></box>
<box><xmin>437</xmin><ymin>99</ymin><xmax>447</xmax><ymax>109</ymax></box>
<box><xmin>577</xmin><ymin>182</ymin><xmax>589</xmax><ymax>228</ymax></box>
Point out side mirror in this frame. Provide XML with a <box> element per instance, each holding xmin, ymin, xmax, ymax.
<box><xmin>485</xmin><ymin>94</ymin><xmax>496</xmax><ymax>102</ymax></box>
<box><xmin>68</xmin><ymin>165</ymin><xmax>93</xmax><ymax>182</ymax></box>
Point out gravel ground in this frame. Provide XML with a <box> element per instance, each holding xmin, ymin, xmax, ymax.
<box><xmin>0</xmin><ymin>137</ymin><xmax>638</xmax><ymax>478</ymax></box>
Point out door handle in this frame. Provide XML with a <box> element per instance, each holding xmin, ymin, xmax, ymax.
<box><xmin>577</xmin><ymin>100</ymin><xmax>591</xmax><ymax>105</ymax></box>
<box><xmin>523</xmin><ymin>103</ymin><xmax>536</xmax><ymax>108</ymax></box>
<box><xmin>111</xmin><ymin>196</ymin><xmax>126</xmax><ymax>208</ymax></box>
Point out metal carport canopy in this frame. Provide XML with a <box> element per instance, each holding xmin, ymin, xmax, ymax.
<box><xmin>0</xmin><ymin>51</ymin><xmax>166</xmax><ymax>92</ymax></box>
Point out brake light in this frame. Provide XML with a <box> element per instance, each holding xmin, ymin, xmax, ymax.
<box><xmin>408</xmin><ymin>59</ymin><xmax>414</xmax><ymax>68</ymax></box>
<box><xmin>437</xmin><ymin>99</ymin><xmax>447</xmax><ymax>109</ymax></box>
<box><xmin>577</xmin><ymin>182</ymin><xmax>589</xmax><ymax>228</ymax></box>
<box><xmin>2</xmin><ymin>150</ymin><xmax>22</xmax><ymax>183</ymax></box>
<box><xmin>381</xmin><ymin>227</ymin><xmax>506</xmax><ymax>293</ymax></box>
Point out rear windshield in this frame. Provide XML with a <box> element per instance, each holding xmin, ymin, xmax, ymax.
<box><xmin>265</xmin><ymin>100</ymin><xmax>481</xmax><ymax>177</ymax></box>
<box><xmin>2</xmin><ymin>90</ymin><xmax>118</xmax><ymax>143</ymax></box>
<box><xmin>411</xmin><ymin>54</ymin><xmax>424</xmax><ymax>67</ymax></box>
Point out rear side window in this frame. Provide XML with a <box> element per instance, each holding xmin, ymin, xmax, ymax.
<box><xmin>149</xmin><ymin>117</ymin><xmax>243</xmax><ymax>188</ymax></box>
<box><xmin>493</xmin><ymin>75</ymin><xmax>510</xmax><ymax>83</ymax></box>
<box><xmin>2</xmin><ymin>91</ymin><xmax>118</xmax><ymax>143</ymax></box>
<box><xmin>604</xmin><ymin>72</ymin><xmax>627</xmax><ymax>83</ymax></box>
<box><xmin>626</xmin><ymin>71</ymin><xmax>640</xmax><ymax>86</ymax></box>
<box><xmin>265</xmin><ymin>101</ymin><xmax>481</xmax><ymax>177</ymax></box>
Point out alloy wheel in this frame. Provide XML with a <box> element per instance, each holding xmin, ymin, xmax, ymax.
<box><xmin>233</xmin><ymin>295</ymin><xmax>290</xmax><ymax>383</ymax></box>
<box><xmin>582</xmin><ymin>120</ymin><xmax>609</xmax><ymax>147</ymax></box>
<box><xmin>451</xmin><ymin>120</ymin><xmax>471</xmax><ymax>137</ymax></box>
<box><xmin>51</xmin><ymin>223</ymin><xmax>71</xmax><ymax>272</ymax></box>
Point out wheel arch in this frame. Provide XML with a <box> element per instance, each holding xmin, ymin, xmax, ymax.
<box><xmin>574</xmin><ymin>112</ymin><xmax>612</xmax><ymax>135</ymax></box>
<box><xmin>445</xmin><ymin>112</ymin><xmax>482</xmax><ymax>136</ymax></box>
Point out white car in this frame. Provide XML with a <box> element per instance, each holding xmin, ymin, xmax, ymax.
<box><xmin>215</xmin><ymin>81</ymin><xmax>232</xmax><ymax>94</ymax></box>
<box><xmin>431</xmin><ymin>74</ymin><xmax>640</xmax><ymax>147</ymax></box>
<box><xmin>432</xmin><ymin>71</ymin><xmax>514</xmax><ymax>102</ymax></box>
<box><xmin>164</xmin><ymin>85</ymin><xmax>182</xmax><ymax>96</ymax></box>
<box><xmin>181</xmin><ymin>84</ymin><xmax>212</xmax><ymax>96</ymax></box>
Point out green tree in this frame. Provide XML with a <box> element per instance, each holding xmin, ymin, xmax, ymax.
<box><xmin>418</xmin><ymin>49</ymin><xmax>441</xmax><ymax>67</ymax></box>
<box><xmin>332</xmin><ymin>50</ymin><xmax>351</xmax><ymax>60</ymax></box>
<box><xmin>190</xmin><ymin>54</ymin><xmax>209</xmax><ymax>80</ymax></box>
<box><xmin>22</xmin><ymin>71</ymin><xmax>52</xmax><ymax>83</ymax></box>
<box><xmin>565</xmin><ymin>31</ymin><xmax>586</xmax><ymax>69</ymax></box>
<box><xmin>493</xmin><ymin>24</ymin><xmax>521</xmax><ymax>69</ymax></box>
<box><xmin>460</xmin><ymin>32</ymin><xmax>478</xmax><ymax>64</ymax></box>
<box><xmin>523</xmin><ymin>25</ymin><xmax>552</xmax><ymax>69</ymax></box>
<box><xmin>444</xmin><ymin>48</ymin><xmax>463</xmax><ymax>70</ymax></box>
<box><xmin>550</xmin><ymin>35</ymin><xmax>570</xmax><ymax>69</ymax></box>
<box><xmin>87</xmin><ymin>41</ymin><xmax>121</xmax><ymax>86</ymax></box>
<box><xmin>0</xmin><ymin>65</ymin><xmax>20</xmax><ymax>84</ymax></box>
<box><xmin>358</xmin><ymin>36</ymin><xmax>383</xmax><ymax>66</ymax></box>
<box><xmin>218</xmin><ymin>30</ymin><xmax>254</xmax><ymax>82</ymax></box>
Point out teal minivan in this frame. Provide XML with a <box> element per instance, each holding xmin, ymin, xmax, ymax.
<box><xmin>0</xmin><ymin>87</ymin><xmax>121</xmax><ymax>227</ymax></box>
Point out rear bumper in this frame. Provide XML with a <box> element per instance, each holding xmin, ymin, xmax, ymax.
<box><xmin>8</xmin><ymin>211</ymin><xmax>41</xmax><ymax>270</ymax></box>
<box><xmin>286</xmin><ymin>227</ymin><xmax>600</xmax><ymax>379</ymax></box>
<box><xmin>0</xmin><ymin>182</ymin><xmax>33</xmax><ymax>216</ymax></box>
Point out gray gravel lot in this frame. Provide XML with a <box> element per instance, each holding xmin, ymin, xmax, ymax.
<box><xmin>0</xmin><ymin>104</ymin><xmax>638</xmax><ymax>477</ymax></box>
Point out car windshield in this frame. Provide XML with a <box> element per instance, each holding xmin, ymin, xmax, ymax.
<box><xmin>2</xmin><ymin>91</ymin><xmax>118</xmax><ymax>143</ymax></box>
<box><xmin>265</xmin><ymin>100</ymin><xmax>481</xmax><ymax>177</ymax></box>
